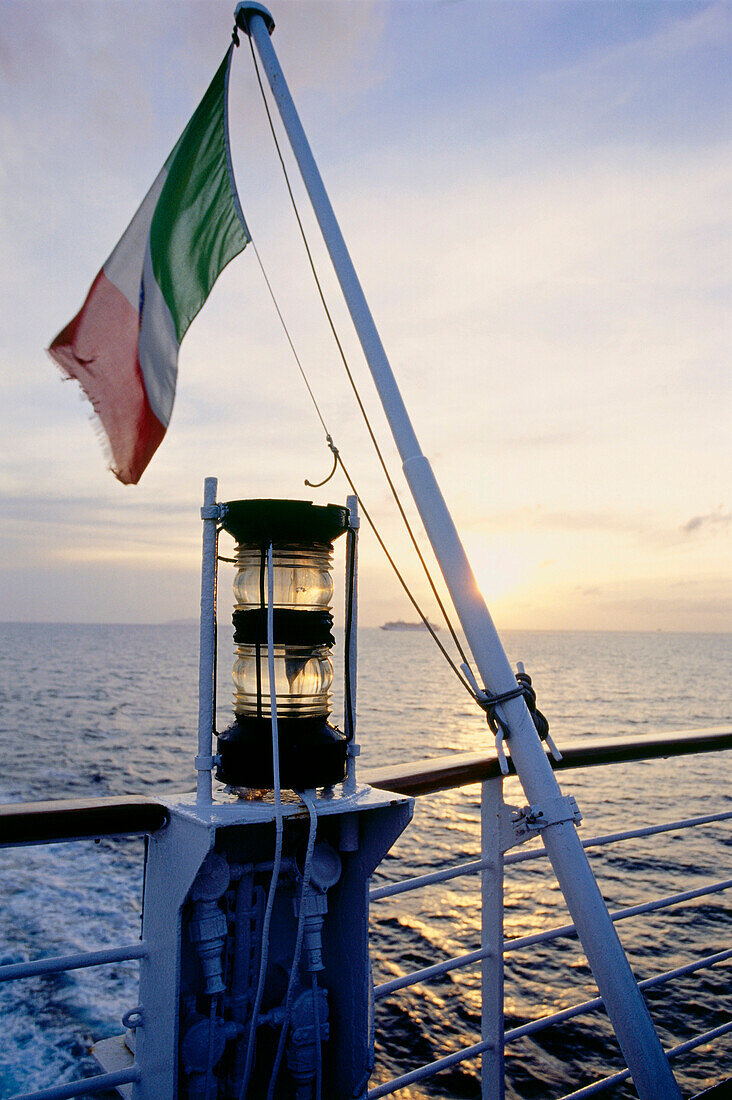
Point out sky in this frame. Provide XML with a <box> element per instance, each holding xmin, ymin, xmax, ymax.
<box><xmin>1</xmin><ymin>0</ymin><xmax>730</xmax><ymax>632</ymax></box>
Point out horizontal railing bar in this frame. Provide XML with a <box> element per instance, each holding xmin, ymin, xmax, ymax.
<box><xmin>7</xmin><ymin>1066</ymin><xmax>141</xmax><ymax>1100</ymax></box>
<box><xmin>369</xmin><ymin>994</ymin><xmax>732</xmax><ymax>1100</ymax></box>
<box><xmin>370</xmin><ymin>857</ymin><xmax>487</xmax><ymax>901</ymax></box>
<box><xmin>666</xmin><ymin>1019</ymin><xmax>732</xmax><ymax>1063</ymax></box>
<box><xmin>0</xmin><ymin>796</ymin><xmax>168</xmax><ymax>847</ymax></box>
<box><xmin>374</xmin><ymin>946</ymin><xmax>492</xmax><ymax>1000</ymax></box>
<box><xmin>506</xmin><ymin>810</ymin><xmax>732</xmax><ymax>867</ymax></box>
<box><xmin>374</xmin><ymin>882</ymin><xmax>732</xmax><ymax>998</ymax></box>
<box><xmin>559</xmin><ymin>1067</ymin><xmax>634</xmax><ymax>1100</ymax></box>
<box><xmin>364</xmin><ymin>725</ymin><xmax>732</xmax><ymax>797</ymax></box>
<box><xmin>369</xmin><ymin>811</ymin><xmax>732</xmax><ymax>901</ymax></box>
<box><xmin>505</xmin><ymin>948</ymin><xmax>732</xmax><ymax>1045</ymax></box>
<box><xmin>366</xmin><ymin>1035</ymin><xmax>495</xmax><ymax>1098</ymax></box>
<box><xmin>557</xmin><ymin>1019</ymin><xmax>732</xmax><ymax>1100</ymax></box>
<box><xmin>0</xmin><ymin>943</ymin><xmax>148</xmax><ymax>983</ymax></box>
<box><xmin>505</xmin><ymin>877</ymin><xmax>732</xmax><ymax>954</ymax></box>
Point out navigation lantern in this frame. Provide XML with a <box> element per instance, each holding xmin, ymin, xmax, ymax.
<box><xmin>217</xmin><ymin>499</ymin><xmax>349</xmax><ymax>790</ymax></box>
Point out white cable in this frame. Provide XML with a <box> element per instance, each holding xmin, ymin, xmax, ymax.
<box><xmin>265</xmin><ymin>789</ymin><xmax>318</xmax><ymax>1100</ymax></box>
<box><xmin>203</xmin><ymin>992</ymin><xmax>219</xmax><ymax>1100</ymax></box>
<box><xmin>238</xmin><ymin>543</ymin><xmax>284</xmax><ymax>1100</ymax></box>
<box><xmin>312</xmin><ymin>972</ymin><xmax>322</xmax><ymax>1100</ymax></box>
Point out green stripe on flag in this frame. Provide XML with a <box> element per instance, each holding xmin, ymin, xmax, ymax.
<box><xmin>150</xmin><ymin>50</ymin><xmax>250</xmax><ymax>344</ymax></box>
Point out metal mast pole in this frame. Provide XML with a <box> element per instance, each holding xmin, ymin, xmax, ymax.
<box><xmin>234</xmin><ymin>5</ymin><xmax>681</xmax><ymax>1095</ymax></box>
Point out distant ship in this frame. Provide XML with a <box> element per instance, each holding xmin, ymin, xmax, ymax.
<box><xmin>380</xmin><ymin>619</ymin><xmax>440</xmax><ymax>631</ymax></box>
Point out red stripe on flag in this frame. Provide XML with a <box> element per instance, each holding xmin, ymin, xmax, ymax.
<box><xmin>48</xmin><ymin>271</ymin><xmax>165</xmax><ymax>485</ymax></box>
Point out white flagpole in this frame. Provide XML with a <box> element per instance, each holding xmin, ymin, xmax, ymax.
<box><xmin>235</xmin><ymin>5</ymin><xmax>682</xmax><ymax>1096</ymax></box>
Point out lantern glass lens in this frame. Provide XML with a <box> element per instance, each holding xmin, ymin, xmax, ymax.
<box><xmin>232</xmin><ymin>542</ymin><xmax>336</xmax><ymax>722</ymax></box>
<box><xmin>234</xmin><ymin>544</ymin><xmax>333</xmax><ymax>611</ymax></box>
<box><xmin>233</xmin><ymin>644</ymin><xmax>333</xmax><ymax>718</ymax></box>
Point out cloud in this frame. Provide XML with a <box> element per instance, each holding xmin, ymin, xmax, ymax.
<box><xmin>528</xmin><ymin>2</ymin><xmax>731</xmax><ymax>149</ymax></box>
<box><xmin>465</xmin><ymin>508</ymin><xmax>661</xmax><ymax>541</ymax></box>
<box><xmin>681</xmin><ymin>508</ymin><xmax>731</xmax><ymax>535</ymax></box>
<box><xmin>539</xmin><ymin>512</ymin><xmax>651</xmax><ymax>535</ymax></box>
<box><xmin>509</xmin><ymin>571</ymin><xmax>732</xmax><ymax>632</ymax></box>
<box><xmin>1</xmin><ymin>1</ymin><xmax>729</xmax><ymax>630</ymax></box>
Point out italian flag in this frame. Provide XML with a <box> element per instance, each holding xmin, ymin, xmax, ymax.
<box><xmin>48</xmin><ymin>47</ymin><xmax>250</xmax><ymax>484</ymax></box>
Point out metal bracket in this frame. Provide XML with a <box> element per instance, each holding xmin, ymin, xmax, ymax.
<box><xmin>122</xmin><ymin>1005</ymin><xmax>144</xmax><ymax>1030</ymax></box>
<box><xmin>200</xmin><ymin>503</ymin><xmax>223</xmax><ymax>520</ymax></box>
<box><xmin>195</xmin><ymin>754</ymin><xmax>221</xmax><ymax>771</ymax></box>
<box><xmin>501</xmin><ymin>795</ymin><xmax>582</xmax><ymax>852</ymax></box>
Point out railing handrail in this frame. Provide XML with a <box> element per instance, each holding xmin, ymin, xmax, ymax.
<box><xmin>2</xmin><ymin>726</ymin><xmax>727</xmax><ymax>843</ymax></box>
<box><xmin>6</xmin><ymin>1066</ymin><xmax>141</xmax><ymax>1100</ymax></box>
<box><xmin>0</xmin><ymin>795</ymin><xmax>168</xmax><ymax>846</ymax></box>
<box><xmin>504</xmin><ymin>947</ymin><xmax>732</xmax><ymax>1047</ymax></box>
<box><xmin>0</xmin><ymin>943</ymin><xmax>148</xmax><ymax>984</ymax></box>
<box><xmin>0</xmin><ymin>732</ymin><xmax>728</xmax><ymax>1097</ymax></box>
<box><xmin>372</xmin><ymin>877</ymin><xmax>732</xmax><ymax>1001</ymax></box>
<box><xmin>556</xmin><ymin>1020</ymin><xmax>732</xmax><ymax>1100</ymax></box>
<box><xmin>364</xmin><ymin>725</ymin><xmax>732</xmax><ymax>796</ymax></box>
<box><xmin>367</xmin><ymin>727</ymin><xmax>732</xmax><ymax>1097</ymax></box>
<box><xmin>370</xmin><ymin>810</ymin><xmax>732</xmax><ymax>900</ymax></box>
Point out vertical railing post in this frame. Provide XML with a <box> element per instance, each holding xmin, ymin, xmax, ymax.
<box><xmin>344</xmin><ymin>494</ymin><xmax>359</xmax><ymax>794</ymax></box>
<box><xmin>481</xmin><ymin>776</ymin><xmax>505</xmax><ymax>1099</ymax></box>
<box><xmin>196</xmin><ymin>476</ymin><xmax>218</xmax><ymax>805</ymax></box>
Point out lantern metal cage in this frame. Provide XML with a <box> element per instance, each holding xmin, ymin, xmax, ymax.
<box><xmin>216</xmin><ymin>499</ymin><xmax>350</xmax><ymax>791</ymax></box>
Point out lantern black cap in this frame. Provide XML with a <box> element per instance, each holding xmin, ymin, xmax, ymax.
<box><xmin>221</xmin><ymin>499</ymin><xmax>349</xmax><ymax>545</ymax></box>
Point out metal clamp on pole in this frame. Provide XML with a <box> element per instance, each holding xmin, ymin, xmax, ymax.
<box><xmin>500</xmin><ymin>795</ymin><xmax>582</xmax><ymax>853</ymax></box>
<box><xmin>511</xmin><ymin>795</ymin><xmax>582</xmax><ymax>843</ymax></box>
<box><xmin>194</xmin><ymin>754</ymin><xmax>221</xmax><ymax>772</ymax></box>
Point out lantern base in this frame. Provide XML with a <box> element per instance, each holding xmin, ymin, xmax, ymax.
<box><xmin>217</xmin><ymin>717</ymin><xmax>347</xmax><ymax>790</ymax></box>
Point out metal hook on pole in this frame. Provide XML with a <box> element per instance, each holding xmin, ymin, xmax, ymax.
<box><xmin>305</xmin><ymin>436</ymin><xmax>339</xmax><ymax>489</ymax></box>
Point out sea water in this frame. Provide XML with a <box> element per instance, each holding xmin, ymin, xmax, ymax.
<box><xmin>0</xmin><ymin>623</ymin><xmax>729</xmax><ymax>1099</ymax></box>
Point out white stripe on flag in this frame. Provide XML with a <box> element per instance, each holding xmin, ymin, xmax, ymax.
<box><xmin>138</xmin><ymin>240</ymin><xmax>180</xmax><ymax>428</ymax></box>
<box><xmin>104</xmin><ymin>167</ymin><xmax>168</xmax><ymax>312</ymax></box>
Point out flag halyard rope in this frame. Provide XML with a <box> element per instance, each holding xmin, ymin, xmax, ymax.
<box><xmin>242</xmin><ymin>19</ymin><xmax>475</xmax><ymax>688</ymax></box>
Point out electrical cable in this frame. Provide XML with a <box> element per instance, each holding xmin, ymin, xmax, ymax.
<box><xmin>312</xmin><ymin>972</ymin><xmax>322</xmax><ymax>1100</ymax></box>
<box><xmin>265</xmin><ymin>790</ymin><xmax>319</xmax><ymax>1100</ymax></box>
<box><xmin>249</xmin><ymin>236</ymin><xmax>329</xmax><ymax>439</ymax></box>
<box><xmin>240</xmin><ymin>22</ymin><xmax>473</xmax><ymax>696</ymax></box>
<box><xmin>243</xmin><ymin>21</ymin><xmax>471</xmax><ymax>669</ymax></box>
<box><xmin>256</xmin><ymin>547</ymin><xmax>265</xmax><ymax>719</ymax></box>
<box><xmin>237</xmin><ymin>544</ymin><xmax>284</xmax><ymax>1100</ymax></box>
<box><xmin>248</xmin><ymin>232</ymin><xmax>474</xmax><ymax>697</ymax></box>
<box><xmin>335</xmin><ymin>451</ymin><xmax>475</xmax><ymax>695</ymax></box>
<box><xmin>204</xmin><ymin>993</ymin><xmax>220</xmax><ymax>1100</ymax></box>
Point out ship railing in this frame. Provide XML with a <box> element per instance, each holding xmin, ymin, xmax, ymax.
<box><xmin>0</xmin><ymin>730</ymin><xmax>729</xmax><ymax>1099</ymax></box>
<box><xmin>364</xmin><ymin>725</ymin><xmax>732</xmax><ymax>1100</ymax></box>
<box><xmin>0</xmin><ymin>796</ymin><xmax>168</xmax><ymax>1100</ymax></box>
